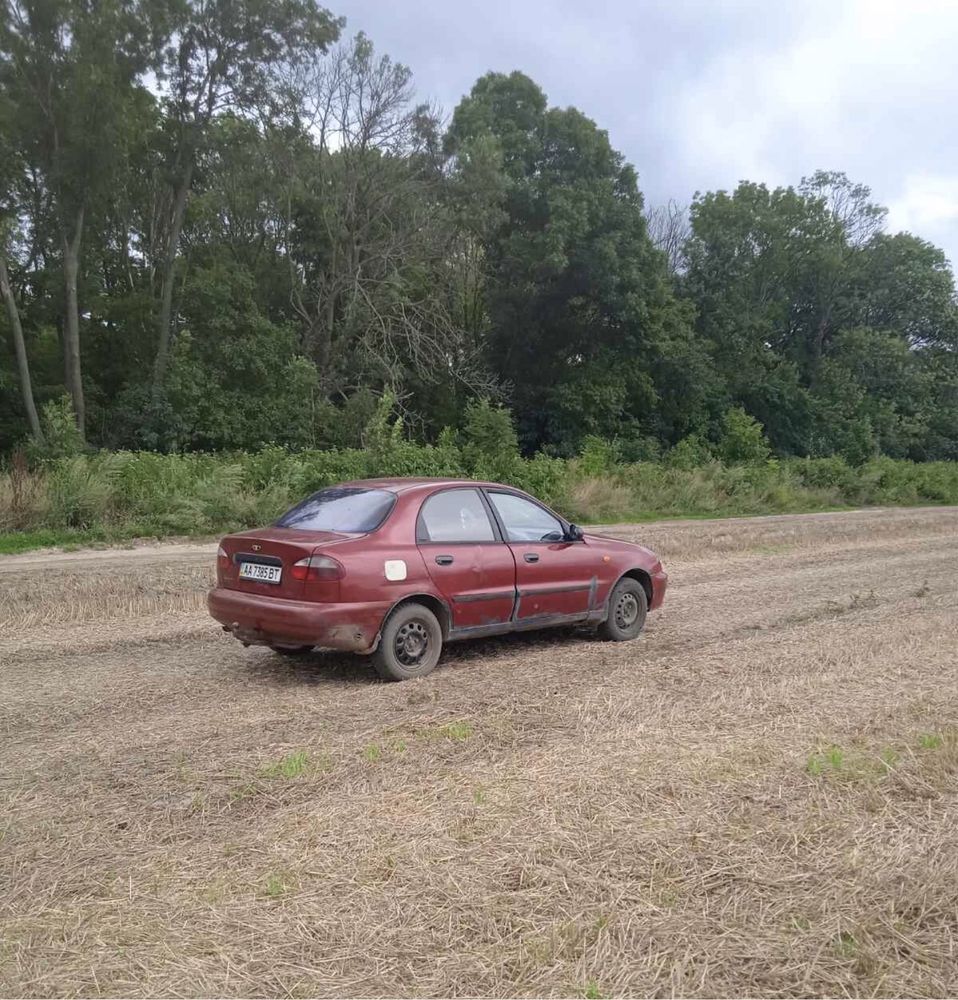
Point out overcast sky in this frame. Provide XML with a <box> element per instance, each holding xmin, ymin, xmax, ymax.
<box><xmin>334</xmin><ymin>0</ymin><xmax>958</xmax><ymax>268</ymax></box>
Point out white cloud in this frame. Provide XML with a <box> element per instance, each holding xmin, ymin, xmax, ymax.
<box><xmin>888</xmin><ymin>175</ymin><xmax>958</xmax><ymax>232</ymax></box>
<box><xmin>337</xmin><ymin>0</ymin><xmax>958</xmax><ymax>267</ymax></box>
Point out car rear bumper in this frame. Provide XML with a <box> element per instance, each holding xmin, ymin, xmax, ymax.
<box><xmin>207</xmin><ymin>588</ymin><xmax>391</xmax><ymax>653</ymax></box>
<box><xmin>650</xmin><ymin>568</ymin><xmax>668</xmax><ymax>610</ymax></box>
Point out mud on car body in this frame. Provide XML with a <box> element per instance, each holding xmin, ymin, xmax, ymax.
<box><xmin>208</xmin><ymin>478</ymin><xmax>667</xmax><ymax>680</ymax></box>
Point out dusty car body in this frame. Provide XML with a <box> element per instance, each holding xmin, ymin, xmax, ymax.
<box><xmin>208</xmin><ymin>478</ymin><xmax>667</xmax><ymax>680</ymax></box>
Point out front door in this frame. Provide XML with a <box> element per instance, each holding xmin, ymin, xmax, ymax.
<box><xmin>486</xmin><ymin>490</ymin><xmax>596</xmax><ymax>621</ymax></box>
<box><xmin>416</xmin><ymin>487</ymin><xmax>517</xmax><ymax>630</ymax></box>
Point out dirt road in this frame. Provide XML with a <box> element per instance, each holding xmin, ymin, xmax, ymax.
<box><xmin>2</xmin><ymin>507</ymin><xmax>957</xmax><ymax>997</ymax></box>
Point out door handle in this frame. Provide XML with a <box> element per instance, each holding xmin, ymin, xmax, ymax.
<box><xmin>435</xmin><ymin>554</ymin><xmax>454</xmax><ymax>566</ymax></box>
<box><xmin>523</xmin><ymin>552</ymin><xmax>540</xmax><ymax>563</ymax></box>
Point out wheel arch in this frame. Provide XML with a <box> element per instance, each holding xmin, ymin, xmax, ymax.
<box><xmin>618</xmin><ymin>567</ymin><xmax>653</xmax><ymax>608</ymax></box>
<box><xmin>380</xmin><ymin>592</ymin><xmax>452</xmax><ymax>643</ymax></box>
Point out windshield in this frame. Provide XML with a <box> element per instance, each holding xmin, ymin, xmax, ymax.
<box><xmin>275</xmin><ymin>488</ymin><xmax>396</xmax><ymax>533</ymax></box>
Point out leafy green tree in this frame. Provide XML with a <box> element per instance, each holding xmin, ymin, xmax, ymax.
<box><xmin>715</xmin><ymin>407</ymin><xmax>770</xmax><ymax>465</ymax></box>
<box><xmin>854</xmin><ymin>233</ymin><xmax>957</xmax><ymax>348</ymax></box>
<box><xmin>1</xmin><ymin>0</ymin><xmax>158</xmax><ymax>436</ymax></box>
<box><xmin>446</xmin><ymin>71</ymin><xmax>707</xmax><ymax>454</ymax></box>
<box><xmin>149</xmin><ymin>0</ymin><xmax>341</xmax><ymax>388</ymax></box>
<box><xmin>684</xmin><ymin>174</ymin><xmax>958</xmax><ymax>459</ymax></box>
<box><xmin>0</xmin><ymin>92</ymin><xmax>43</xmax><ymax>440</ymax></box>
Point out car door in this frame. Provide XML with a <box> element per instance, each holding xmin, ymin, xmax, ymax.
<box><xmin>416</xmin><ymin>487</ymin><xmax>517</xmax><ymax>631</ymax></box>
<box><xmin>486</xmin><ymin>490</ymin><xmax>597</xmax><ymax>621</ymax></box>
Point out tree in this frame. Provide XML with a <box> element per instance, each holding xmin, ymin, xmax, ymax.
<box><xmin>0</xmin><ymin>85</ymin><xmax>42</xmax><ymax>439</ymax></box>
<box><xmin>799</xmin><ymin>169</ymin><xmax>886</xmax><ymax>248</ymax></box>
<box><xmin>446</xmin><ymin>71</ymin><xmax>706</xmax><ymax>453</ymax></box>
<box><xmin>0</xmin><ymin>0</ymin><xmax>156</xmax><ymax>436</ymax></box>
<box><xmin>284</xmin><ymin>34</ymin><xmax>492</xmax><ymax>416</ymax></box>
<box><xmin>855</xmin><ymin>232</ymin><xmax>957</xmax><ymax>348</ymax></box>
<box><xmin>646</xmin><ymin>199</ymin><xmax>690</xmax><ymax>275</ymax></box>
<box><xmin>684</xmin><ymin>173</ymin><xmax>958</xmax><ymax>458</ymax></box>
<box><xmin>150</xmin><ymin>0</ymin><xmax>342</xmax><ymax>388</ymax></box>
<box><xmin>0</xmin><ymin>252</ymin><xmax>43</xmax><ymax>441</ymax></box>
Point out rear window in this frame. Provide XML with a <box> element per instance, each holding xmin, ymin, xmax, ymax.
<box><xmin>275</xmin><ymin>488</ymin><xmax>395</xmax><ymax>533</ymax></box>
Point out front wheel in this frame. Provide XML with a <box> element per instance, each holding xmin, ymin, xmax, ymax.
<box><xmin>598</xmin><ymin>578</ymin><xmax>648</xmax><ymax>642</ymax></box>
<box><xmin>373</xmin><ymin>603</ymin><xmax>443</xmax><ymax>681</ymax></box>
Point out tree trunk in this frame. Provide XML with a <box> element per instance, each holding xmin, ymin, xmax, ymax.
<box><xmin>153</xmin><ymin>158</ymin><xmax>194</xmax><ymax>389</ymax></box>
<box><xmin>61</xmin><ymin>206</ymin><xmax>85</xmax><ymax>437</ymax></box>
<box><xmin>0</xmin><ymin>253</ymin><xmax>44</xmax><ymax>441</ymax></box>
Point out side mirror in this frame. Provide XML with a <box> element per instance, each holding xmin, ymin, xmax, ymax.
<box><xmin>566</xmin><ymin>523</ymin><xmax>584</xmax><ymax>542</ymax></box>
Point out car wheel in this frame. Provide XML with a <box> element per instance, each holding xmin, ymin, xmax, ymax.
<box><xmin>598</xmin><ymin>578</ymin><xmax>648</xmax><ymax>642</ymax></box>
<box><xmin>270</xmin><ymin>645</ymin><xmax>314</xmax><ymax>656</ymax></box>
<box><xmin>373</xmin><ymin>603</ymin><xmax>443</xmax><ymax>681</ymax></box>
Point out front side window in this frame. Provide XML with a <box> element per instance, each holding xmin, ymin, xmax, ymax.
<box><xmin>489</xmin><ymin>492</ymin><xmax>564</xmax><ymax>543</ymax></box>
<box><xmin>418</xmin><ymin>489</ymin><xmax>496</xmax><ymax>543</ymax></box>
<box><xmin>276</xmin><ymin>488</ymin><xmax>395</xmax><ymax>533</ymax></box>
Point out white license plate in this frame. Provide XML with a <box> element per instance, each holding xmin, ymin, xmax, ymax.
<box><xmin>239</xmin><ymin>562</ymin><xmax>282</xmax><ymax>584</ymax></box>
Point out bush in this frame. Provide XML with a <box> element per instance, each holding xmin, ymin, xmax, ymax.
<box><xmin>47</xmin><ymin>455</ymin><xmax>118</xmax><ymax>528</ymax></box>
<box><xmin>566</xmin><ymin>477</ymin><xmax>633</xmax><ymax>523</ymax></box>
<box><xmin>27</xmin><ymin>396</ymin><xmax>85</xmax><ymax>464</ymax></box>
<box><xmin>576</xmin><ymin>436</ymin><xmax>619</xmax><ymax>477</ymax></box>
<box><xmin>461</xmin><ymin>399</ymin><xmax>520</xmax><ymax>480</ymax></box>
<box><xmin>2</xmin><ymin>444</ymin><xmax>958</xmax><ymax>549</ymax></box>
<box><xmin>715</xmin><ymin>407</ymin><xmax>771</xmax><ymax>465</ymax></box>
<box><xmin>667</xmin><ymin>433</ymin><xmax>713</xmax><ymax>469</ymax></box>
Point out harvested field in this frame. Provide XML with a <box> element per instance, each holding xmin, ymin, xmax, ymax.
<box><xmin>1</xmin><ymin>506</ymin><xmax>957</xmax><ymax>997</ymax></box>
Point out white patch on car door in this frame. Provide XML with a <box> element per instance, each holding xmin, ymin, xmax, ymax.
<box><xmin>384</xmin><ymin>559</ymin><xmax>407</xmax><ymax>581</ymax></box>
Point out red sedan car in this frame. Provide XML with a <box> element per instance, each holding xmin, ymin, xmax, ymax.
<box><xmin>208</xmin><ymin>478</ymin><xmax>667</xmax><ymax>681</ymax></box>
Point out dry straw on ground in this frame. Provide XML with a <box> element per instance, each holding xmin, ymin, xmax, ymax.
<box><xmin>1</xmin><ymin>506</ymin><xmax>957</xmax><ymax>997</ymax></box>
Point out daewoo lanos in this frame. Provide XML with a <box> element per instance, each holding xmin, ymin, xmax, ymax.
<box><xmin>208</xmin><ymin>479</ymin><xmax>667</xmax><ymax>680</ymax></box>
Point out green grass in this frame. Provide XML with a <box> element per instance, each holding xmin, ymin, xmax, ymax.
<box><xmin>419</xmin><ymin>720</ymin><xmax>474</xmax><ymax>742</ymax></box>
<box><xmin>260</xmin><ymin>751</ymin><xmax>310</xmax><ymax>780</ymax></box>
<box><xmin>807</xmin><ymin>746</ymin><xmax>847</xmax><ymax>776</ymax></box>
<box><xmin>806</xmin><ymin>744</ymin><xmax>897</xmax><ymax>782</ymax></box>
<box><xmin>2</xmin><ymin>447</ymin><xmax>958</xmax><ymax>555</ymax></box>
<box><xmin>833</xmin><ymin>931</ymin><xmax>858</xmax><ymax>959</ymax></box>
<box><xmin>0</xmin><ymin>527</ymin><xmax>115</xmax><ymax>554</ymax></box>
<box><xmin>264</xmin><ymin>874</ymin><xmax>290</xmax><ymax>898</ymax></box>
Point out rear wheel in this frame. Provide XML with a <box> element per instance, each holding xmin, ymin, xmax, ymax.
<box><xmin>373</xmin><ymin>603</ymin><xmax>442</xmax><ymax>681</ymax></box>
<box><xmin>598</xmin><ymin>578</ymin><xmax>648</xmax><ymax>642</ymax></box>
<box><xmin>270</xmin><ymin>644</ymin><xmax>314</xmax><ymax>656</ymax></box>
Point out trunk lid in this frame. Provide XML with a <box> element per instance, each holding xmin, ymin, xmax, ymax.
<box><xmin>218</xmin><ymin>528</ymin><xmax>354</xmax><ymax>600</ymax></box>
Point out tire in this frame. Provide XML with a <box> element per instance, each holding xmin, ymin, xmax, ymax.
<box><xmin>270</xmin><ymin>645</ymin><xmax>314</xmax><ymax>656</ymax></box>
<box><xmin>598</xmin><ymin>578</ymin><xmax>648</xmax><ymax>642</ymax></box>
<box><xmin>372</xmin><ymin>602</ymin><xmax>443</xmax><ymax>681</ymax></box>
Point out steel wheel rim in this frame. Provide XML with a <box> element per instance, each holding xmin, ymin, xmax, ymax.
<box><xmin>615</xmin><ymin>592</ymin><xmax>639</xmax><ymax>629</ymax></box>
<box><xmin>395</xmin><ymin>620</ymin><xmax>429</xmax><ymax>666</ymax></box>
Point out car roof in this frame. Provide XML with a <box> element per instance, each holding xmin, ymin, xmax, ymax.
<box><xmin>338</xmin><ymin>477</ymin><xmax>507</xmax><ymax>495</ymax></box>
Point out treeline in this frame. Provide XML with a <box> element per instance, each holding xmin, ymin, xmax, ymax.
<box><xmin>1</xmin><ymin>0</ymin><xmax>957</xmax><ymax>464</ymax></box>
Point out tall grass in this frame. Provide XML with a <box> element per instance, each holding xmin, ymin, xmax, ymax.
<box><xmin>2</xmin><ymin>446</ymin><xmax>958</xmax><ymax>549</ymax></box>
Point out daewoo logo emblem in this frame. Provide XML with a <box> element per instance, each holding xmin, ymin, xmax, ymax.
<box><xmin>251</xmin><ymin>544</ymin><xmax>262</xmax><ymax>551</ymax></box>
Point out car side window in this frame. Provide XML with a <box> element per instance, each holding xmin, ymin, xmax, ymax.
<box><xmin>417</xmin><ymin>489</ymin><xmax>497</xmax><ymax>543</ymax></box>
<box><xmin>488</xmin><ymin>492</ymin><xmax>564</xmax><ymax>543</ymax></box>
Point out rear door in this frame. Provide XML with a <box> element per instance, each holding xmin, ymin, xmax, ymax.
<box><xmin>416</xmin><ymin>487</ymin><xmax>516</xmax><ymax>630</ymax></box>
<box><xmin>486</xmin><ymin>490</ymin><xmax>596</xmax><ymax>621</ymax></box>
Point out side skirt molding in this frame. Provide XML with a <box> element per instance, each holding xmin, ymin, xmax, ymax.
<box><xmin>446</xmin><ymin>608</ymin><xmax>605</xmax><ymax>644</ymax></box>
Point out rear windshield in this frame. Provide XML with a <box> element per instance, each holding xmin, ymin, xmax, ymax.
<box><xmin>275</xmin><ymin>488</ymin><xmax>396</xmax><ymax>533</ymax></box>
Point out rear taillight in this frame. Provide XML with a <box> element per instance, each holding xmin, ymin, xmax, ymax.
<box><xmin>291</xmin><ymin>554</ymin><xmax>345</xmax><ymax>582</ymax></box>
<box><xmin>217</xmin><ymin>545</ymin><xmax>230</xmax><ymax>568</ymax></box>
